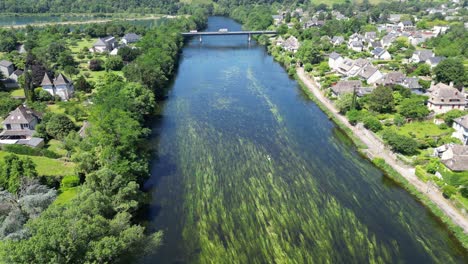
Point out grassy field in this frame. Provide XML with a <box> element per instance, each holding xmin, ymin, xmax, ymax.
<box><xmin>0</xmin><ymin>150</ymin><xmax>75</xmax><ymax>177</ymax></box>
<box><xmin>68</xmin><ymin>38</ymin><xmax>96</xmax><ymax>53</ymax></box>
<box><xmin>54</xmin><ymin>186</ymin><xmax>79</xmax><ymax>205</ymax></box>
<box><xmin>47</xmin><ymin>139</ymin><xmax>68</xmax><ymax>157</ymax></box>
<box><xmin>395</xmin><ymin>121</ymin><xmax>453</xmax><ymax>138</ymax></box>
<box><xmin>9</xmin><ymin>88</ymin><xmax>25</xmax><ymax>97</ymax></box>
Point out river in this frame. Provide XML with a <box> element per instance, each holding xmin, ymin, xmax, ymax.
<box><xmin>142</xmin><ymin>16</ymin><xmax>467</xmax><ymax>263</ymax></box>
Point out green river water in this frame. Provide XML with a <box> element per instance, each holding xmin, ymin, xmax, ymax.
<box><xmin>142</xmin><ymin>17</ymin><xmax>468</xmax><ymax>263</ymax></box>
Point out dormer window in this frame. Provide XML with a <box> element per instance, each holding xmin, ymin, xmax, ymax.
<box><xmin>6</xmin><ymin>124</ymin><xmax>11</xmax><ymax>130</ymax></box>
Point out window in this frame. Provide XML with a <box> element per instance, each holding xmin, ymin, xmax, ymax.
<box><xmin>6</xmin><ymin>124</ymin><xmax>11</xmax><ymax>130</ymax></box>
<box><xmin>21</xmin><ymin>123</ymin><xmax>29</xmax><ymax>129</ymax></box>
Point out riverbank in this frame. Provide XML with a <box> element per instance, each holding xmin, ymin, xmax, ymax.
<box><xmin>0</xmin><ymin>14</ymin><xmax>181</xmax><ymax>28</ymax></box>
<box><xmin>295</xmin><ymin>67</ymin><xmax>468</xmax><ymax>248</ymax></box>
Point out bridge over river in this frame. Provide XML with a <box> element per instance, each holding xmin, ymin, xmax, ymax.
<box><xmin>181</xmin><ymin>30</ymin><xmax>277</xmax><ymax>42</ymax></box>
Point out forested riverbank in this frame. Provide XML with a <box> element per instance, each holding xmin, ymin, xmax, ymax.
<box><xmin>0</xmin><ymin>9</ymin><xmax>208</xmax><ymax>263</ymax></box>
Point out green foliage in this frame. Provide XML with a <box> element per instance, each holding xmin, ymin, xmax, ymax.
<box><xmin>434</xmin><ymin>58</ymin><xmax>467</xmax><ymax>89</ymax></box>
<box><xmin>426</xmin><ymin>23</ymin><xmax>467</xmax><ymax>58</ymax></box>
<box><xmin>43</xmin><ymin>113</ymin><xmax>76</xmax><ymax>140</ymax></box>
<box><xmin>2</xmin><ymin>144</ymin><xmax>60</xmax><ymax>159</ymax></box>
<box><xmin>34</xmin><ymin>88</ymin><xmax>54</xmax><ymax>102</ymax></box>
<box><xmin>411</xmin><ymin>63</ymin><xmax>431</xmax><ymax>77</ymax></box>
<box><xmin>74</xmin><ymin>75</ymin><xmax>93</xmax><ymax>93</ymax></box>
<box><xmin>117</xmin><ymin>46</ymin><xmax>140</xmax><ymax>62</ymax></box>
<box><xmin>346</xmin><ymin>109</ymin><xmax>362</xmax><ymax>126</ymax></box>
<box><xmin>0</xmin><ymin>93</ymin><xmax>21</xmax><ymax>118</ymax></box>
<box><xmin>442</xmin><ymin>110</ymin><xmax>467</xmax><ymax>126</ymax></box>
<box><xmin>442</xmin><ymin>185</ymin><xmax>457</xmax><ymax>199</ymax></box>
<box><xmin>89</xmin><ymin>59</ymin><xmax>104</xmax><ymax>71</ymax></box>
<box><xmin>363</xmin><ymin>116</ymin><xmax>382</xmax><ymax>132</ymax></box>
<box><xmin>0</xmin><ymin>154</ymin><xmax>37</xmax><ymax>194</ymax></box>
<box><xmin>398</xmin><ymin>96</ymin><xmax>429</xmax><ymax>119</ymax></box>
<box><xmin>393</xmin><ymin>113</ymin><xmax>405</xmax><ymax>127</ymax></box>
<box><xmin>61</xmin><ymin>175</ymin><xmax>80</xmax><ymax>189</ymax></box>
<box><xmin>105</xmin><ymin>56</ymin><xmax>124</xmax><ymax>71</ymax></box>
<box><xmin>296</xmin><ymin>41</ymin><xmax>322</xmax><ymax>65</ymax></box>
<box><xmin>367</xmin><ymin>86</ymin><xmax>394</xmax><ymax>113</ymax></box>
<box><xmin>382</xmin><ymin>129</ymin><xmax>419</xmax><ymax>155</ymax></box>
<box><xmin>335</xmin><ymin>93</ymin><xmax>355</xmax><ymax>114</ymax></box>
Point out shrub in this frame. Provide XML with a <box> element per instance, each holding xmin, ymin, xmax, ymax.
<box><xmin>442</xmin><ymin>185</ymin><xmax>457</xmax><ymax>199</ymax></box>
<box><xmin>304</xmin><ymin>63</ymin><xmax>313</xmax><ymax>72</ymax></box>
<box><xmin>363</xmin><ymin>116</ymin><xmax>382</xmax><ymax>132</ymax></box>
<box><xmin>382</xmin><ymin>129</ymin><xmax>419</xmax><ymax>155</ymax></box>
<box><xmin>438</xmin><ymin>123</ymin><xmax>448</xmax><ymax>130</ymax></box>
<box><xmin>2</xmin><ymin>144</ymin><xmax>60</xmax><ymax>159</ymax></box>
<box><xmin>89</xmin><ymin>59</ymin><xmax>103</xmax><ymax>71</ymax></box>
<box><xmin>105</xmin><ymin>56</ymin><xmax>124</xmax><ymax>71</ymax></box>
<box><xmin>61</xmin><ymin>175</ymin><xmax>80</xmax><ymax>189</ymax></box>
<box><xmin>346</xmin><ymin>109</ymin><xmax>362</xmax><ymax>125</ymax></box>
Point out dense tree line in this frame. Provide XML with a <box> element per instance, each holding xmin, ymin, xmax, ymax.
<box><xmin>0</xmin><ymin>11</ymin><xmax>207</xmax><ymax>263</ymax></box>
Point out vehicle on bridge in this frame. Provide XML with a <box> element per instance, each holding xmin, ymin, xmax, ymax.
<box><xmin>218</xmin><ymin>28</ymin><xmax>228</xmax><ymax>32</ymax></box>
<box><xmin>190</xmin><ymin>30</ymin><xmax>198</xmax><ymax>33</ymax></box>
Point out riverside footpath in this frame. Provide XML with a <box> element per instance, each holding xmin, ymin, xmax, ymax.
<box><xmin>296</xmin><ymin>66</ymin><xmax>468</xmax><ymax>234</ymax></box>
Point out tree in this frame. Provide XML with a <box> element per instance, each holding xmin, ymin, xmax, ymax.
<box><xmin>443</xmin><ymin>109</ymin><xmax>467</xmax><ymax>126</ymax></box>
<box><xmin>393</xmin><ymin>114</ymin><xmax>406</xmax><ymax>127</ymax></box>
<box><xmin>367</xmin><ymin>86</ymin><xmax>394</xmax><ymax>113</ymax></box>
<box><xmin>434</xmin><ymin>58</ymin><xmax>466</xmax><ymax>89</ymax></box>
<box><xmin>411</xmin><ymin>63</ymin><xmax>431</xmax><ymax>76</ymax></box>
<box><xmin>398</xmin><ymin>97</ymin><xmax>429</xmax><ymax>119</ymax></box>
<box><xmin>0</xmin><ymin>178</ymin><xmax>56</xmax><ymax>240</ymax></box>
<box><xmin>363</xmin><ymin>116</ymin><xmax>382</xmax><ymax>132</ymax></box>
<box><xmin>43</xmin><ymin>113</ymin><xmax>76</xmax><ymax>140</ymax></box>
<box><xmin>74</xmin><ymin>76</ymin><xmax>93</xmax><ymax>93</ymax></box>
<box><xmin>0</xmin><ymin>155</ymin><xmax>37</xmax><ymax>194</ymax></box>
<box><xmin>89</xmin><ymin>59</ymin><xmax>104</xmax><ymax>71</ymax></box>
<box><xmin>336</xmin><ymin>93</ymin><xmax>355</xmax><ymax>114</ymax></box>
<box><xmin>34</xmin><ymin>88</ymin><xmax>54</xmax><ymax>102</ymax></box>
<box><xmin>117</xmin><ymin>46</ymin><xmax>140</xmax><ymax>62</ymax></box>
<box><xmin>64</xmin><ymin>66</ymin><xmax>79</xmax><ymax>79</ymax></box>
<box><xmin>382</xmin><ymin>129</ymin><xmax>419</xmax><ymax>155</ymax></box>
<box><xmin>296</xmin><ymin>41</ymin><xmax>322</xmax><ymax>65</ymax></box>
<box><xmin>0</xmin><ymin>93</ymin><xmax>21</xmax><ymax>117</ymax></box>
<box><xmin>105</xmin><ymin>56</ymin><xmax>124</xmax><ymax>71</ymax></box>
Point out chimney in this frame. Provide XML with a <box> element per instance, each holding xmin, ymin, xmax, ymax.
<box><xmin>449</xmin><ymin>81</ymin><xmax>454</xmax><ymax>87</ymax></box>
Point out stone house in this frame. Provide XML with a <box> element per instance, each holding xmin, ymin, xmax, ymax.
<box><xmin>328</xmin><ymin>52</ymin><xmax>343</xmax><ymax>70</ymax></box>
<box><xmin>398</xmin><ymin>20</ymin><xmax>415</xmax><ymax>31</ymax></box>
<box><xmin>92</xmin><ymin>36</ymin><xmax>117</xmax><ymax>53</ymax></box>
<box><xmin>330</xmin><ymin>80</ymin><xmax>362</xmax><ymax>97</ymax></box>
<box><xmin>0</xmin><ymin>60</ymin><xmax>14</xmax><ymax>79</ymax></box>
<box><xmin>434</xmin><ymin>144</ymin><xmax>468</xmax><ymax>171</ymax></box>
<box><xmin>427</xmin><ymin>83</ymin><xmax>466</xmax><ymax>114</ymax></box>
<box><xmin>358</xmin><ymin>64</ymin><xmax>383</xmax><ymax>84</ymax></box>
<box><xmin>348</xmin><ymin>41</ymin><xmax>363</xmax><ymax>52</ymax></box>
<box><xmin>411</xmin><ymin>50</ymin><xmax>435</xmax><ymax>63</ymax></box>
<box><xmin>0</xmin><ymin>105</ymin><xmax>44</xmax><ymax>148</ymax></box>
<box><xmin>452</xmin><ymin>115</ymin><xmax>468</xmax><ymax>145</ymax></box>
<box><xmin>41</xmin><ymin>73</ymin><xmax>74</xmax><ymax>101</ymax></box>
<box><xmin>371</xmin><ymin>47</ymin><xmax>392</xmax><ymax>60</ymax></box>
<box><xmin>331</xmin><ymin>36</ymin><xmax>345</xmax><ymax>46</ymax></box>
<box><xmin>425</xmin><ymin>56</ymin><xmax>445</xmax><ymax>68</ymax></box>
<box><xmin>377</xmin><ymin>71</ymin><xmax>406</xmax><ymax>86</ymax></box>
<box><xmin>282</xmin><ymin>36</ymin><xmax>300</xmax><ymax>53</ymax></box>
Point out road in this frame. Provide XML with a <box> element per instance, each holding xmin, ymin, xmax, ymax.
<box><xmin>297</xmin><ymin>67</ymin><xmax>468</xmax><ymax>233</ymax></box>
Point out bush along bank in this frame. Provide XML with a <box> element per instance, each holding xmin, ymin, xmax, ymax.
<box><xmin>0</xmin><ymin>11</ymin><xmax>208</xmax><ymax>263</ymax></box>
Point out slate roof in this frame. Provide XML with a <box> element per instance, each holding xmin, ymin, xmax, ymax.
<box><xmin>441</xmin><ymin>145</ymin><xmax>468</xmax><ymax>171</ymax></box>
<box><xmin>453</xmin><ymin>115</ymin><xmax>468</xmax><ymax>129</ymax></box>
<box><xmin>359</xmin><ymin>65</ymin><xmax>379</xmax><ymax>80</ymax></box>
<box><xmin>428</xmin><ymin>83</ymin><xmax>465</xmax><ymax>105</ymax></box>
<box><xmin>413</xmin><ymin>50</ymin><xmax>434</xmax><ymax>61</ymax></box>
<box><xmin>329</xmin><ymin>52</ymin><xmax>341</xmax><ymax>60</ymax></box>
<box><xmin>54</xmin><ymin>73</ymin><xmax>71</xmax><ymax>85</ymax></box>
<box><xmin>2</xmin><ymin>105</ymin><xmax>42</xmax><ymax>125</ymax></box>
<box><xmin>40</xmin><ymin>73</ymin><xmax>54</xmax><ymax>86</ymax></box>
<box><xmin>331</xmin><ymin>80</ymin><xmax>362</xmax><ymax>95</ymax></box>
<box><xmin>402</xmin><ymin>77</ymin><xmax>421</xmax><ymax>89</ymax></box>
<box><xmin>427</xmin><ymin>56</ymin><xmax>445</xmax><ymax>65</ymax></box>
<box><xmin>401</xmin><ymin>20</ymin><xmax>413</xmax><ymax>26</ymax></box>
<box><xmin>123</xmin><ymin>33</ymin><xmax>141</xmax><ymax>43</ymax></box>
<box><xmin>378</xmin><ymin>71</ymin><xmax>405</xmax><ymax>85</ymax></box>
<box><xmin>371</xmin><ymin>47</ymin><xmax>386</xmax><ymax>57</ymax></box>
<box><xmin>0</xmin><ymin>60</ymin><xmax>13</xmax><ymax>67</ymax></box>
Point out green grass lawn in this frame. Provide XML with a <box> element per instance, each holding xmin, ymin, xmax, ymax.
<box><xmin>0</xmin><ymin>150</ymin><xmax>75</xmax><ymax>177</ymax></box>
<box><xmin>9</xmin><ymin>88</ymin><xmax>25</xmax><ymax>97</ymax></box>
<box><xmin>54</xmin><ymin>186</ymin><xmax>80</xmax><ymax>206</ymax></box>
<box><xmin>395</xmin><ymin>121</ymin><xmax>453</xmax><ymax>138</ymax></box>
<box><xmin>68</xmin><ymin>38</ymin><xmax>96</xmax><ymax>53</ymax></box>
<box><xmin>47</xmin><ymin>139</ymin><xmax>68</xmax><ymax>157</ymax></box>
<box><xmin>47</xmin><ymin>104</ymin><xmax>83</xmax><ymax>126</ymax></box>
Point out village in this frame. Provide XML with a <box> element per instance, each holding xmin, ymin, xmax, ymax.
<box><xmin>269</xmin><ymin>1</ymin><xmax>468</xmax><ymax>211</ymax></box>
<box><xmin>0</xmin><ymin>22</ymin><xmax>143</xmax><ymax>204</ymax></box>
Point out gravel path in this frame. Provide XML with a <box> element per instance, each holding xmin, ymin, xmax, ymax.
<box><xmin>297</xmin><ymin>67</ymin><xmax>468</xmax><ymax>233</ymax></box>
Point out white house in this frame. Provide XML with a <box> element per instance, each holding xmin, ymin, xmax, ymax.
<box><xmin>328</xmin><ymin>52</ymin><xmax>343</xmax><ymax>70</ymax></box>
<box><xmin>427</xmin><ymin>83</ymin><xmax>466</xmax><ymax>114</ymax></box>
<box><xmin>398</xmin><ymin>20</ymin><xmax>415</xmax><ymax>31</ymax></box>
<box><xmin>411</xmin><ymin>50</ymin><xmax>435</xmax><ymax>63</ymax></box>
<box><xmin>41</xmin><ymin>73</ymin><xmax>74</xmax><ymax>101</ymax></box>
<box><xmin>359</xmin><ymin>64</ymin><xmax>383</xmax><ymax>84</ymax></box>
<box><xmin>371</xmin><ymin>47</ymin><xmax>392</xmax><ymax>60</ymax></box>
<box><xmin>91</xmin><ymin>36</ymin><xmax>117</xmax><ymax>53</ymax></box>
<box><xmin>452</xmin><ymin>115</ymin><xmax>468</xmax><ymax>145</ymax></box>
